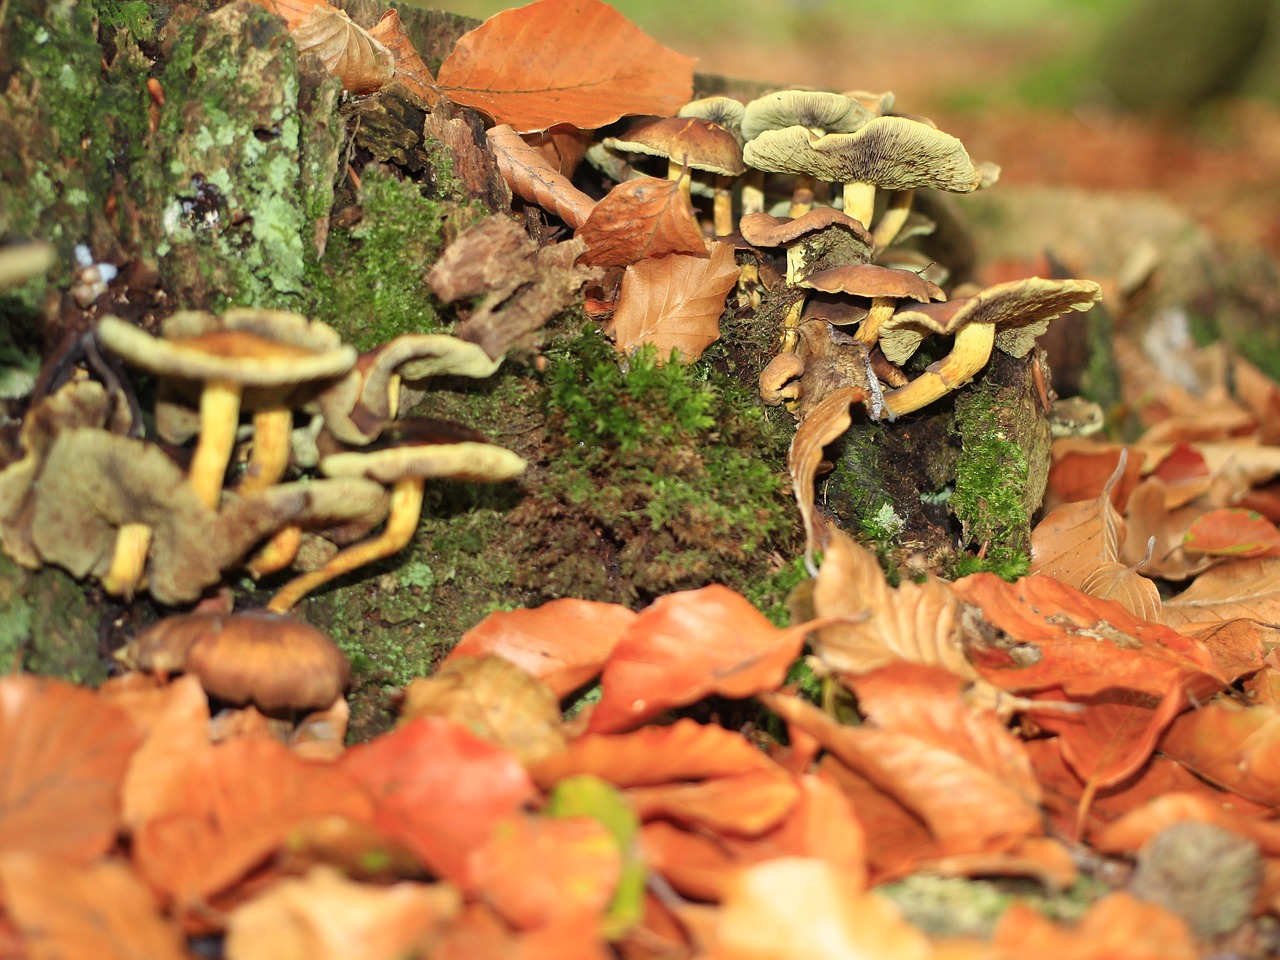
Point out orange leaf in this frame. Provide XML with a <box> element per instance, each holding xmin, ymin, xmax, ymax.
<box><xmin>447</xmin><ymin>597</ymin><xmax>636</xmax><ymax>698</ymax></box>
<box><xmin>626</xmin><ymin>769</ymin><xmax>799</xmax><ymax>837</ymax></box>
<box><xmin>1162</xmin><ymin>556</ymin><xmax>1280</xmax><ymax>630</ymax></box>
<box><xmin>576</xmin><ymin>177</ymin><xmax>706</xmax><ymax>268</ymax></box>
<box><xmin>530</xmin><ymin>717</ymin><xmax>778</xmax><ymax>790</ymax></box>
<box><xmin>993</xmin><ymin>891</ymin><xmax>1198</xmax><ymax>960</ymax></box>
<box><xmin>225</xmin><ymin>867</ymin><xmax>460</xmax><ymax>960</ymax></box>
<box><xmin>0</xmin><ymin>676</ymin><xmax>142</xmax><ymax>862</ymax></box>
<box><xmin>1031</xmin><ymin>448</ymin><xmax>1129</xmax><ymax>587</ymax></box>
<box><xmin>132</xmin><ymin>738</ymin><xmax>375</xmax><ymax>909</ymax></box>
<box><xmin>341</xmin><ymin>717</ymin><xmax>537</xmax><ymax>885</ymax></box>
<box><xmin>368</xmin><ymin>9</ymin><xmax>439</xmax><ymax>105</ymax></box>
<box><xmin>609</xmin><ymin>241</ymin><xmax>738</xmax><ymax>363</ymax></box>
<box><xmin>588</xmin><ymin>585</ymin><xmax>815</xmax><ymax>734</ymax></box>
<box><xmin>468</xmin><ymin>814</ymin><xmax>620</xmax><ymax>930</ymax></box>
<box><xmin>952</xmin><ymin>573</ymin><xmax>1225</xmax><ymax>699</ymax></box>
<box><xmin>487</xmin><ymin>124</ymin><xmax>596</xmax><ymax>230</ymax></box>
<box><xmin>1183</xmin><ymin>507</ymin><xmax>1280</xmax><ymax>558</ymax></box>
<box><xmin>1158</xmin><ymin>700</ymin><xmax>1280</xmax><ymax>805</ymax></box>
<box><xmin>437</xmin><ymin>0</ymin><xmax>695</xmax><ymax>134</ymax></box>
<box><xmin>0</xmin><ymin>854</ymin><xmax>190</xmax><ymax>960</ymax></box>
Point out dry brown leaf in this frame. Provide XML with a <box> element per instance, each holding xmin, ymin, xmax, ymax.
<box><xmin>1162</xmin><ymin>556</ymin><xmax>1280</xmax><ymax>631</ymax></box>
<box><xmin>609</xmin><ymin>241</ymin><xmax>738</xmax><ymax>363</ymax></box>
<box><xmin>810</xmin><ymin>526</ymin><xmax>976</xmax><ymax>681</ymax></box>
<box><xmin>487</xmin><ymin>124</ymin><xmax>595</xmax><ymax>229</ymax></box>
<box><xmin>787</xmin><ymin>386</ymin><xmax>868</xmax><ymax>566</ymax></box>
<box><xmin>1031</xmin><ymin>449</ymin><xmax>1128</xmax><ymax>586</ymax></box>
<box><xmin>1121</xmin><ymin>476</ymin><xmax>1214</xmax><ymax>580</ymax></box>
<box><xmin>292</xmin><ymin>2</ymin><xmax>394</xmax><ymax>95</ymax></box>
<box><xmin>575</xmin><ymin>176</ymin><xmax>707</xmax><ymax>268</ymax></box>
<box><xmin>436</xmin><ymin>0</ymin><xmax>695</xmax><ymax>134</ymax></box>
<box><xmin>368</xmin><ymin>10</ymin><xmax>439</xmax><ymax>105</ymax></box>
<box><xmin>1078</xmin><ymin>560</ymin><xmax>1163</xmax><ymax>621</ymax></box>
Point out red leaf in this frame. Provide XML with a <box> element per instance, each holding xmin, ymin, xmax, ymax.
<box><xmin>1183</xmin><ymin>507</ymin><xmax>1280</xmax><ymax>558</ymax></box>
<box><xmin>437</xmin><ymin>0</ymin><xmax>695</xmax><ymax>134</ymax></box>
<box><xmin>626</xmin><ymin>769</ymin><xmax>799</xmax><ymax>836</ymax></box>
<box><xmin>0</xmin><ymin>676</ymin><xmax>141</xmax><ymax>862</ymax></box>
<box><xmin>588</xmin><ymin>585</ymin><xmax>814</xmax><ymax>733</ymax></box>
<box><xmin>608</xmin><ymin>241</ymin><xmax>738</xmax><ymax>363</ymax></box>
<box><xmin>576</xmin><ymin>176</ymin><xmax>707</xmax><ymax>268</ymax></box>
<box><xmin>341</xmin><ymin>718</ymin><xmax>536</xmax><ymax>885</ymax></box>
<box><xmin>447</xmin><ymin>598</ymin><xmax>636</xmax><ymax>698</ymax></box>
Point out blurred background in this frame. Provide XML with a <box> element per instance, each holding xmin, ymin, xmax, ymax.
<box><xmin>428</xmin><ymin>0</ymin><xmax>1280</xmax><ymax>258</ymax></box>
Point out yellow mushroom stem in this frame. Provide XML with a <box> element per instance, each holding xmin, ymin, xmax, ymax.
<box><xmin>189</xmin><ymin>378</ymin><xmax>243</xmax><ymax>509</ymax></box>
<box><xmin>101</xmin><ymin>522</ymin><xmax>153</xmax><ymax>598</ymax></box>
<box><xmin>853</xmin><ymin>297</ymin><xmax>898</xmax><ymax>348</ymax></box>
<box><xmin>246</xmin><ymin>523</ymin><xmax>304</xmax><ymax>579</ymax></box>
<box><xmin>664</xmin><ymin>155</ymin><xmax>703</xmax><ymax>236</ymax></box>
<box><xmin>739</xmin><ymin>169</ymin><xmax>765</xmax><ymax>218</ymax></box>
<box><xmin>779</xmin><ymin>243</ymin><xmax>808</xmax><ymax>353</ymax></box>
<box><xmin>843</xmin><ymin>180</ymin><xmax>876</xmax><ymax>229</ymax></box>
<box><xmin>712</xmin><ymin>175</ymin><xmax>734</xmax><ymax>237</ymax></box>
<box><xmin>882</xmin><ymin>321</ymin><xmax>997</xmax><ymax>417</ymax></box>
<box><xmin>788</xmin><ymin>178</ymin><xmax>814</xmax><ymax>218</ymax></box>
<box><xmin>238</xmin><ymin>406</ymin><xmax>293</xmax><ymax>494</ymax></box>
<box><xmin>871</xmin><ymin>188</ymin><xmax>915</xmax><ymax>252</ymax></box>
<box><xmin>266</xmin><ymin>475</ymin><xmax>425</xmax><ymax>614</ymax></box>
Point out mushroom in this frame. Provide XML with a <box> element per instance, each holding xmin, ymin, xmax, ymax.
<box><xmin>739</xmin><ymin>208</ymin><xmax>873</xmax><ymax>352</ymax></box>
<box><xmin>266</xmin><ymin>418</ymin><xmax>526</xmax><ymax>613</ymax></box>
<box><xmin>116</xmin><ymin>610</ymin><xmax>350</xmax><ymax>713</ymax></box>
<box><xmin>603</xmin><ymin>116</ymin><xmax>745</xmax><ymax>236</ymax></box>
<box><xmin>797</xmin><ymin>261</ymin><xmax>946</xmax><ymax>350</ymax></box>
<box><xmin>880</xmin><ymin>277</ymin><xmax>1104</xmax><ymax>417</ymax></box>
<box><xmin>759</xmin><ymin>351</ymin><xmax>806</xmax><ymax>407</ymax></box>
<box><xmin>743</xmin><ymin>115</ymin><xmax>984</xmax><ymax>237</ymax></box>
<box><xmin>97</xmin><ymin>310</ymin><xmax>356</xmax><ymax>508</ymax></box>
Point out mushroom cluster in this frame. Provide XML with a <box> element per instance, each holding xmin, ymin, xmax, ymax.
<box><xmin>596</xmin><ymin>87</ymin><xmax>1100</xmax><ymax>420</ymax></box>
<box><xmin>0</xmin><ymin>308</ymin><xmax>527</xmax><ymax>614</ymax></box>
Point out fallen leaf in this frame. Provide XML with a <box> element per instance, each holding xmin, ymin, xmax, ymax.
<box><xmin>488</xmin><ymin>124</ymin><xmax>596</xmax><ymax>229</ymax></box>
<box><xmin>1158</xmin><ymin>700</ymin><xmax>1280</xmax><ymax>805</ymax></box>
<box><xmin>224</xmin><ymin>866</ymin><xmax>459</xmax><ymax>960</ymax></box>
<box><xmin>576</xmin><ymin>176</ymin><xmax>707</xmax><ymax>268</ymax></box>
<box><xmin>608</xmin><ymin>241</ymin><xmax>739</xmax><ymax>363</ymax></box>
<box><xmin>0</xmin><ymin>675</ymin><xmax>141</xmax><ymax>861</ymax></box>
<box><xmin>626</xmin><ymin>769</ymin><xmax>799</xmax><ymax>837</ymax></box>
<box><xmin>437</xmin><ymin>0</ymin><xmax>695</xmax><ymax>133</ymax></box>
<box><xmin>1182</xmin><ymin>507</ymin><xmax>1280</xmax><ymax>558</ymax></box>
<box><xmin>368</xmin><ymin>10</ymin><xmax>438</xmax><ymax>104</ymax></box>
<box><xmin>788</xmin><ymin>386</ymin><xmax>868</xmax><ymax>565</ymax></box>
<box><xmin>341</xmin><ymin>717</ymin><xmax>537</xmax><ymax>885</ymax></box>
<box><xmin>0</xmin><ymin>854</ymin><xmax>190</xmax><ymax>960</ymax></box>
<box><xmin>993</xmin><ymin>891</ymin><xmax>1198</xmax><ymax>960</ymax></box>
<box><xmin>1162</xmin><ymin>556</ymin><xmax>1280</xmax><ymax>630</ymax></box>
<box><xmin>447</xmin><ymin>597</ymin><xmax>636</xmax><ymax>698</ymax></box>
<box><xmin>292</xmin><ymin>1</ymin><xmax>394</xmax><ymax>94</ymax></box>
<box><xmin>588</xmin><ymin>585</ymin><xmax>817</xmax><ymax>734</ymax></box>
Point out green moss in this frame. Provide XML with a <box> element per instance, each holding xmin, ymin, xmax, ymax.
<box><xmin>0</xmin><ymin>555</ymin><xmax>106</xmax><ymax>685</ymax></box>
<box><xmin>306</xmin><ymin>166</ymin><xmax>483</xmax><ymax>349</ymax></box>
<box><xmin>951</xmin><ymin>394</ymin><xmax>1034</xmax><ymax>565</ymax></box>
<box><xmin>96</xmin><ymin>0</ymin><xmax>156</xmax><ymax>42</ymax></box>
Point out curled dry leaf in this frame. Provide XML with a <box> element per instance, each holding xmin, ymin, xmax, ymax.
<box><xmin>576</xmin><ymin>176</ymin><xmax>707</xmax><ymax>268</ymax></box>
<box><xmin>626</xmin><ymin>769</ymin><xmax>800</xmax><ymax>837</ymax></box>
<box><xmin>292</xmin><ymin>1</ymin><xmax>394</xmax><ymax>95</ymax></box>
<box><xmin>1158</xmin><ymin>700</ymin><xmax>1280</xmax><ymax>805</ymax></box>
<box><xmin>367</xmin><ymin>10</ymin><xmax>438</xmax><ymax>105</ymax></box>
<box><xmin>787</xmin><ymin>386</ymin><xmax>868</xmax><ymax>566</ymax></box>
<box><xmin>437</xmin><ymin>0</ymin><xmax>695</xmax><ymax>134</ymax></box>
<box><xmin>609</xmin><ymin>241</ymin><xmax>739</xmax><ymax>363</ymax></box>
<box><xmin>487</xmin><ymin>124</ymin><xmax>596</xmax><ymax>229</ymax></box>
<box><xmin>0</xmin><ymin>676</ymin><xmax>142</xmax><ymax>862</ymax></box>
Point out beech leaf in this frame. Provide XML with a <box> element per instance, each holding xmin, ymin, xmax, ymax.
<box><xmin>787</xmin><ymin>386</ymin><xmax>867</xmax><ymax>565</ymax></box>
<box><xmin>487</xmin><ymin>124</ymin><xmax>596</xmax><ymax>229</ymax></box>
<box><xmin>437</xmin><ymin>0</ymin><xmax>696</xmax><ymax>134</ymax></box>
<box><xmin>1161</xmin><ymin>556</ymin><xmax>1280</xmax><ymax>630</ymax></box>
<box><xmin>576</xmin><ymin>176</ymin><xmax>708</xmax><ymax>268</ymax></box>
<box><xmin>609</xmin><ymin>241</ymin><xmax>738</xmax><ymax>363</ymax></box>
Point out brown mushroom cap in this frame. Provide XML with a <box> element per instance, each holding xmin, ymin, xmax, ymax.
<box><xmin>741</xmin><ymin>90</ymin><xmax>872</xmax><ymax>140</ymax></box>
<box><xmin>738</xmin><ymin>208</ymin><xmax>873</xmax><ymax>249</ymax></box>
<box><xmin>798</xmin><ymin>263</ymin><xmax>945</xmax><ymax>303</ymax></box>
<box><xmin>743</xmin><ymin>116</ymin><xmax>981</xmax><ymax>194</ymax></box>
<box><xmin>604</xmin><ymin>116</ymin><xmax>746</xmax><ymax>177</ymax></box>
<box><xmin>121</xmin><ymin>610</ymin><xmax>350</xmax><ymax>713</ymax></box>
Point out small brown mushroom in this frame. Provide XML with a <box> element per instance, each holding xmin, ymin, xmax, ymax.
<box><xmin>116</xmin><ymin>610</ymin><xmax>350</xmax><ymax>713</ymax></box>
<box><xmin>759</xmin><ymin>351</ymin><xmax>806</xmax><ymax>407</ymax></box>
<box><xmin>267</xmin><ymin>418</ymin><xmax>526</xmax><ymax>613</ymax></box>
<box><xmin>797</xmin><ymin>261</ymin><xmax>945</xmax><ymax>349</ymax></box>
<box><xmin>97</xmin><ymin>310</ymin><xmax>356</xmax><ymax>508</ymax></box>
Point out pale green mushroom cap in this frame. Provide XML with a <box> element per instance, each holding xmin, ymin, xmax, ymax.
<box><xmin>741</xmin><ymin>90</ymin><xmax>873</xmax><ymax>140</ymax></box>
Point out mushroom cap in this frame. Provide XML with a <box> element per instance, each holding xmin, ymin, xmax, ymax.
<box><xmin>97</xmin><ymin>310</ymin><xmax>356</xmax><ymax>395</ymax></box>
<box><xmin>603</xmin><ymin>116</ymin><xmax>746</xmax><ymax>177</ymax></box>
<box><xmin>124</xmin><ymin>610</ymin><xmax>350</xmax><ymax>712</ymax></box>
<box><xmin>677</xmin><ymin>96</ymin><xmax>747</xmax><ymax>143</ymax></box>
<box><xmin>239</xmin><ymin>475</ymin><xmax>391</xmax><ymax>544</ymax></box>
<box><xmin>759</xmin><ymin>352</ymin><xmax>806</xmax><ymax>406</ymax></box>
<box><xmin>738</xmin><ymin>208</ymin><xmax>873</xmax><ymax>249</ymax></box>
<box><xmin>743</xmin><ymin>116</ymin><xmax>981</xmax><ymax>193</ymax></box>
<box><xmin>314</xmin><ymin>334</ymin><xmax>503</xmax><ymax>446</ymax></box>
<box><xmin>798</xmin><ymin>263</ymin><xmax>945</xmax><ymax>303</ymax></box>
<box><xmin>741</xmin><ymin>90</ymin><xmax>873</xmax><ymax>140</ymax></box>
<box><xmin>878</xmin><ymin>276</ymin><xmax>1103</xmax><ymax>365</ymax></box>
<box><xmin>320</xmin><ymin>418</ymin><xmax>527</xmax><ymax>485</ymax></box>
